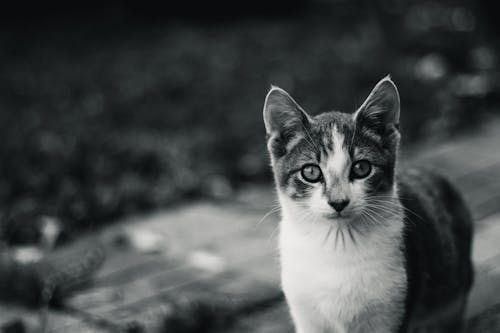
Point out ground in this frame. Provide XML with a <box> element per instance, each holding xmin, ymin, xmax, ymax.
<box><xmin>1</xmin><ymin>116</ymin><xmax>500</xmax><ymax>332</ymax></box>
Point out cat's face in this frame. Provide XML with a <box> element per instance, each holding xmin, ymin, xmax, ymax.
<box><xmin>264</xmin><ymin>77</ymin><xmax>401</xmax><ymax>226</ymax></box>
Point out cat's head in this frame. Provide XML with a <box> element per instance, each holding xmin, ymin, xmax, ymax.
<box><xmin>263</xmin><ymin>76</ymin><xmax>400</xmax><ymax>226</ymax></box>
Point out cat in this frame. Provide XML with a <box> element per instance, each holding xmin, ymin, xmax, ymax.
<box><xmin>263</xmin><ymin>76</ymin><xmax>473</xmax><ymax>333</ymax></box>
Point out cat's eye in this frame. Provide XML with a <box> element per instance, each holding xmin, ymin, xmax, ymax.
<box><xmin>351</xmin><ymin>160</ymin><xmax>372</xmax><ymax>179</ymax></box>
<box><xmin>301</xmin><ymin>164</ymin><xmax>322</xmax><ymax>183</ymax></box>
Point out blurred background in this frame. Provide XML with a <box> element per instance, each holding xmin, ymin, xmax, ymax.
<box><xmin>1</xmin><ymin>0</ymin><xmax>500</xmax><ymax>332</ymax></box>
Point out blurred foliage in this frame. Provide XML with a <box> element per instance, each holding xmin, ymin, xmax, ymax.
<box><xmin>0</xmin><ymin>0</ymin><xmax>499</xmax><ymax>244</ymax></box>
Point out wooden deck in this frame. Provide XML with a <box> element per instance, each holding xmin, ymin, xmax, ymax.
<box><xmin>1</xmin><ymin>117</ymin><xmax>500</xmax><ymax>332</ymax></box>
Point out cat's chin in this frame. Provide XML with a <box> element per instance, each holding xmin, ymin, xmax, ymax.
<box><xmin>322</xmin><ymin>212</ymin><xmax>353</xmax><ymax>221</ymax></box>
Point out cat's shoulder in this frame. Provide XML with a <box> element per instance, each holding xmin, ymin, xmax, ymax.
<box><xmin>396</xmin><ymin>165</ymin><xmax>473</xmax><ymax>261</ymax></box>
<box><xmin>396</xmin><ymin>166</ymin><xmax>468</xmax><ymax>214</ymax></box>
<box><xmin>397</xmin><ymin>166</ymin><xmax>451</xmax><ymax>190</ymax></box>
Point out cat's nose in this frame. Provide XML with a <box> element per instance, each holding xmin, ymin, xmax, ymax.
<box><xmin>328</xmin><ymin>199</ymin><xmax>350</xmax><ymax>213</ymax></box>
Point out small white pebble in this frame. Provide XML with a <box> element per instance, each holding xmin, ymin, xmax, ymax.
<box><xmin>13</xmin><ymin>246</ymin><xmax>44</xmax><ymax>264</ymax></box>
<box><xmin>40</xmin><ymin>216</ymin><xmax>61</xmax><ymax>250</ymax></box>
<box><xmin>125</xmin><ymin>228</ymin><xmax>165</xmax><ymax>254</ymax></box>
<box><xmin>187</xmin><ymin>250</ymin><xmax>226</xmax><ymax>273</ymax></box>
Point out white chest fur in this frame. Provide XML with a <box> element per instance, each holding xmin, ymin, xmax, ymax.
<box><xmin>279</xmin><ymin>217</ymin><xmax>407</xmax><ymax>333</ymax></box>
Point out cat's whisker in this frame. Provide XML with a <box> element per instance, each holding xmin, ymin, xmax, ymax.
<box><xmin>340</xmin><ymin>227</ymin><xmax>346</xmax><ymax>251</ymax></box>
<box><xmin>350</xmin><ymin>117</ymin><xmax>358</xmax><ymax>149</ymax></box>
<box><xmin>368</xmin><ymin>202</ymin><xmax>423</xmax><ymax>224</ymax></box>
<box><xmin>365</xmin><ymin>198</ymin><xmax>403</xmax><ymax>207</ymax></box>
<box><xmin>300</xmin><ymin>123</ymin><xmax>320</xmax><ymax>154</ymax></box>
<box><xmin>363</xmin><ymin>206</ymin><xmax>390</xmax><ymax>223</ymax></box>
<box><xmin>361</xmin><ymin>209</ymin><xmax>382</xmax><ymax>227</ymax></box>
<box><xmin>267</xmin><ymin>224</ymin><xmax>281</xmax><ymax>244</ymax></box>
<box><xmin>334</xmin><ymin>227</ymin><xmax>341</xmax><ymax>250</ymax></box>
<box><xmin>350</xmin><ymin>222</ymin><xmax>365</xmax><ymax>238</ymax></box>
<box><xmin>361</xmin><ymin>212</ymin><xmax>377</xmax><ymax>228</ymax></box>
<box><xmin>323</xmin><ymin>225</ymin><xmax>334</xmax><ymax>246</ymax></box>
<box><xmin>257</xmin><ymin>206</ymin><xmax>282</xmax><ymax>226</ymax></box>
<box><xmin>347</xmin><ymin>225</ymin><xmax>356</xmax><ymax>246</ymax></box>
<box><xmin>365</xmin><ymin>194</ymin><xmax>411</xmax><ymax>199</ymax></box>
<box><xmin>366</xmin><ymin>200</ymin><xmax>423</xmax><ymax>222</ymax></box>
<box><xmin>364</xmin><ymin>204</ymin><xmax>402</xmax><ymax>219</ymax></box>
<box><xmin>364</xmin><ymin>201</ymin><xmax>403</xmax><ymax>215</ymax></box>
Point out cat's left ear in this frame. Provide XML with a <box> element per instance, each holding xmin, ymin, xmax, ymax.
<box><xmin>263</xmin><ymin>86</ymin><xmax>312</xmax><ymax>136</ymax></box>
<box><xmin>354</xmin><ymin>76</ymin><xmax>400</xmax><ymax>133</ymax></box>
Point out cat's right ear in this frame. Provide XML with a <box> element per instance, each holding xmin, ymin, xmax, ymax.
<box><xmin>263</xmin><ymin>86</ymin><xmax>311</xmax><ymax>137</ymax></box>
<box><xmin>353</xmin><ymin>76</ymin><xmax>400</xmax><ymax>134</ymax></box>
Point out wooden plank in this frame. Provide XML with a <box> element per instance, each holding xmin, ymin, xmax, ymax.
<box><xmin>0</xmin><ymin>304</ymin><xmax>102</xmax><ymax>333</ymax></box>
<box><xmin>107</xmin><ymin>272</ymin><xmax>280</xmax><ymax>319</ymax></box>
<box><xmin>467</xmin><ymin>266</ymin><xmax>500</xmax><ymax>318</ymax></box>
<box><xmin>55</xmin><ymin>200</ymin><xmax>281</xmax><ymax>331</ymax></box>
<box><xmin>467</xmin><ymin>303</ymin><xmax>500</xmax><ymax>333</ymax></box>
<box><xmin>225</xmin><ymin>301</ymin><xmax>292</xmax><ymax>333</ymax></box>
<box><xmin>92</xmin><ymin>250</ymin><xmax>161</xmax><ymax>281</ymax></box>
<box><xmin>414</xmin><ymin>152</ymin><xmax>498</xmax><ymax>180</ymax></box>
<box><xmin>56</xmin><ymin>267</ymin><xmax>280</xmax><ymax>332</ymax></box>
<box><xmin>466</xmin><ymin>213</ymin><xmax>500</xmax><ymax>318</ymax></box>
<box><xmin>472</xmin><ymin>213</ymin><xmax>500</xmax><ymax>263</ymax></box>
<box><xmin>410</xmin><ymin>119</ymin><xmax>500</xmax><ymax>176</ymax></box>
<box><xmin>454</xmin><ymin>161</ymin><xmax>500</xmax><ymax>194</ymax></box>
<box><xmin>68</xmin><ymin>264</ymin><xmax>208</xmax><ymax>314</ymax></box>
<box><xmin>67</xmin><ymin>248</ymin><xmax>277</xmax><ymax>317</ymax></box>
<box><xmin>104</xmin><ymin>254</ymin><xmax>275</xmax><ymax>314</ymax></box>
<box><xmin>92</xmin><ymin>252</ymin><xmax>183</xmax><ymax>288</ymax></box>
<box><xmin>113</xmin><ymin>203</ymin><xmax>270</xmax><ymax>258</ymax></box>
<box><xmin>474</xmin><ymin>194</ymin><xmax>500</xmax><ymax>221</ymax></box>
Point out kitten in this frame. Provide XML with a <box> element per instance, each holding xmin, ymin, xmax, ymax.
<box><xmin>263</xmin><ymin>77</ymin><xmax>473</xmax><ymax>333</ymax></box>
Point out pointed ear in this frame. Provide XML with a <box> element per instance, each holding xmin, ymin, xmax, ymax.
<box><xmin>263</xmin><ymin>86</ymin><xmax>312</xmax><ymax>136</ymax></box>
<box><xmin>354</xmin><ymin>76</ymin><xmax>400</xmax><ymax>133</ymax></box>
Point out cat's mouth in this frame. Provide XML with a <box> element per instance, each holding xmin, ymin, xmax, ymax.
<box><xmin>323</xmin><ymin>212</ymin><xmax>352</xmax><ymax>220</ymax></box>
